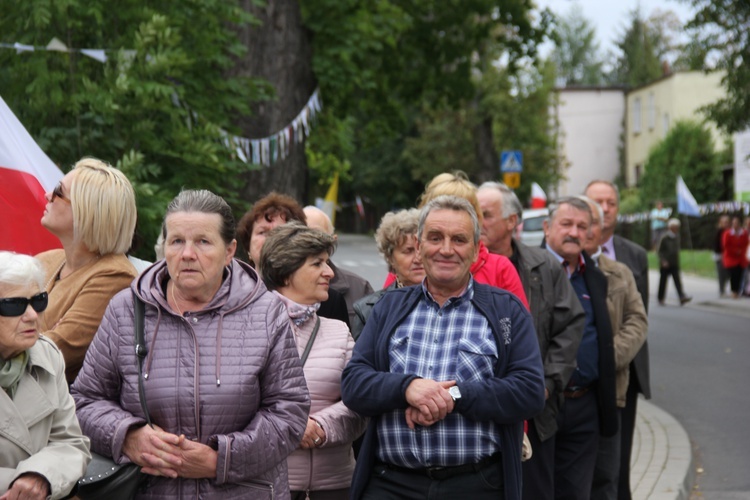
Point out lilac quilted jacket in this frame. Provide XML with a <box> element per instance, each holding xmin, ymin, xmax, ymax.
<box><xmin>72</xmin><ymin>259</ymin><xmax>310</xmax><ymax>499</ymax></box>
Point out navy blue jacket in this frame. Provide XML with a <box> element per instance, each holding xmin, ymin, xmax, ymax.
<box><xmin>341</xmin><ymin>280</ymin><xmax>545</xmax><ymax>500</ymax></box>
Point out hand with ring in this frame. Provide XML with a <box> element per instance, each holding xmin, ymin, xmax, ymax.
<box><xmin>300</xmin><ymin>418</ymin><xmax>326</xmax><ymax>449</ymax></box>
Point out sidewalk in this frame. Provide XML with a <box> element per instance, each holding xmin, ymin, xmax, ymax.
<box><xmin>631</xmin><ymin>271</ymin><xmax>750</xmax><ymax>500</ymax></box>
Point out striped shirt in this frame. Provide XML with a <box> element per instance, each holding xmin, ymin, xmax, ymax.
<box><xmin>376</xmin><ymin>279</ymin><xmax>502</xmax><ymax>468</ymax></box>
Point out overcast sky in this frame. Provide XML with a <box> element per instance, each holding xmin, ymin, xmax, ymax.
<box><xmin>534</xmin><ymin>0</ymin><xmax>697</xmax><ymax>58</ymax></box>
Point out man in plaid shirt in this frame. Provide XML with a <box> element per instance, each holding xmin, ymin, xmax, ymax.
<box><xmin>342</xmin><ymin>195</ymin><xmax>545</xmax><ymax>500</ymax></box>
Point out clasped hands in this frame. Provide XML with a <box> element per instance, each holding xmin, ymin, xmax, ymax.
<box><xmin>122</xmin><ymin>424</ymin><xmax>217</xmax><ymax>479</ymax></box>
<box><xmin>404</xmin><ymin>379</ymin><xmax>456</xmax><ymax>429</ymax></box>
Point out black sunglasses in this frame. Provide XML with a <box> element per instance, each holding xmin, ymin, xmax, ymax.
<box><xmin>51</xmin><ymin>182</ymin><xmax>71</xmax><ymax>203</ymax></box>
<box><xmin>0</xmin><ymin>292</ymin><xmax>48</xmax><ymax>317</ymax></box>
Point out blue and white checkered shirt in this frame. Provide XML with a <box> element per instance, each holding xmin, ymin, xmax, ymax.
<box><xmin>376</xmin><ymin>279</ymin><xmax>502</xmax><ymax>468</ymax></box>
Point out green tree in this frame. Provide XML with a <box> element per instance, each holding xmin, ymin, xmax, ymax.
<box><xmin>608</xmin><ymin>8</ymin><xmax>680</xmax><ymax>86</ymax></box>
<box><xmin>685</xmin><ymin>0</ymin><xmax>750</xmax><ymax>133</ymax></box>
<box><xmin>0</xmin><ymin>1</ymin><xmax>269</xmax><ymax>257</ymax></box>
<box><xmin>639</xmin><ymin>120</ymin><xmax>724</xmax><ymax>206</ymax></box>
<box><xmin>550</xmin><ymin>4</ymin><xmax>604</xmax><ymax>86</ymax></box>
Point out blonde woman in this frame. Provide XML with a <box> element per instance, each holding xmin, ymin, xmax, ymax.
<box><xmin>36</xmin><ymin>157</ymin><xmax>138</xmax><ymax>383</ymax></box>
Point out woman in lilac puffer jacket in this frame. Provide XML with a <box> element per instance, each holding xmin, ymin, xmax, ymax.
<box><xmin>259</xmin><ymin>223</ymin><xmax>366</xmax><ymax>500</ymax></box>
<box><xmin>72</xmin><ymin>190</ymin><xmax>310</xmax><ymax>499</ymax></box>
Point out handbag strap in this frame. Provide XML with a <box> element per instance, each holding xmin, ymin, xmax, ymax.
<box><xmin>299</xmin><ymin>317</ymin><xmax>320</xmax><ymax>367</ymax></box>
<box><xmin>133</xmin><ymin>293</ymin><xmax>152</xmax><ymax>428</ymax></box>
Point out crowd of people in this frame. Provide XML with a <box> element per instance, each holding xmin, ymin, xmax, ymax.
<box><xmin>16</xmin><ymin>156</ymin><xmax>749</xmax><ymax>500</ymax></box>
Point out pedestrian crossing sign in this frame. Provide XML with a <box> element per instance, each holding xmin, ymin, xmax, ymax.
<box><xmin>500</xmin><ymin>150</ymin><xmax>523</xmax><ymax>173</ymax></box>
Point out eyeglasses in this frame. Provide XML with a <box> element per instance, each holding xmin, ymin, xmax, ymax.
<box><xmin>51</xmin><ymin>182</ymin><xmax>71</xmax><ymax>204</ymax></box>
<box><xmin>0</xmin><ymin>292</ymin><xmax>48</xmax><ymax>317</ymax></box>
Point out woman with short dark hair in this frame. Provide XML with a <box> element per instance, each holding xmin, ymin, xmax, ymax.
<box><xmin>259</xmin><ymin>223</ymin><xmax>365</xmax><ymax>500</ymax></box>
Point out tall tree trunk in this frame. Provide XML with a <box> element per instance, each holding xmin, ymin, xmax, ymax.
<box><xmin>474</xmin><ymin>112</ymin><xmax>498</xmax><ymax>184</ymax></box>
<box><xmin>231</xmin><ymin>0</ymin><xmax>316</xmax><ymax>204</ymax></box>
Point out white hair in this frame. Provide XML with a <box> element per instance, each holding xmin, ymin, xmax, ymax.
<box><xmin>0</xmin><ymin>252</ymin><xmax>45</xmax><ymax>289</ymax></box>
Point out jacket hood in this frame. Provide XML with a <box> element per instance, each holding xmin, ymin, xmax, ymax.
<box><xmin>132</xmin><ymin>258</ymin><xmax>265</xmax><ymax>313</ymax></box>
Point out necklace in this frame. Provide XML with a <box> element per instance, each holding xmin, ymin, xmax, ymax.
<box><xmin>170</xmin><ymin>281</ymin><xmax>184</xmax><ymax>317</ymax></box>
<box><xmin>45</xmin><ymin>259</ymin><xmax>66</xmax><ymax>291</ymax></box>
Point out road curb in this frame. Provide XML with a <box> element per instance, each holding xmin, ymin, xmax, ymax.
<box><xmin>633</xmin><ymin>399</ymin><xmax>694</xmax><ymax>500</ymax></box>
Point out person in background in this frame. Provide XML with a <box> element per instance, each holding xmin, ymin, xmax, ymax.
<box><xmin>579</xmin><ymin>197</ymin><xmax>648</xmax><ymax>500</ymax></box>
<box><xmin>236</xmin><ymin>192</ymin><xmax>350</xmax><ymax>327</ymax></box>
<box><xmin>342</xmin><ymin>195</ymin><xmax>545</xmax><ymax>500</ymax></box>
<box><xmin>657</xmin><ymin>219</ymin><xmax>692</xmax><ymax>306</ymax></box>
<box><xmin>383</xmin><ymin>172</ymin><xmax>529</xmax><ymax>309</ymax></box>
<box><xmin>259</xmin><ymin>223</ymin><xmax>366</xmax><ymax>500</ymax></box>
<box><xmin>352</xmin><ymin>209</ymin><xmax>424</xmax><ymax>340</ymax></box>
<box><xmin>303</xmin><ymin>206</ymin><xmax>375</xmax><ymax>325</ymax></box>
<box><xmin>72</xmin><ymin>190</ymin><xmax>310</xmax><ymax>499</ymax></box>
<box><xmin>649</xmin><ymin>200</ymin><xmax>670</xmax><ymax>250</ymax></box>
<box><xmin>744</xmin><ymin>218</ymin><xmax>750</xmax><ymax>296</ymax></box>
<box><xmin>584</xmin><ymin>179</ymin><xmax>650</xmax><ymax>500</ymax></box>
<box><xmin>476</xmin><ymin>182</ymin><xmax>585</xmax><ymax>500</ymax></box>
<box><xmin>722</xmin><ymin>216</ymin><xmax>749</xmax><ymax>299</ymax></box>
<box><xmin>36</xmin><ymin>157</ymin><xmax>138</xmax><ymax>383</ymax></box>
<box><xmin>713</xmin><ymin>215</ymin><xmax>731</xmax><ymax>297</ymax></box>
<box><xmin>0</xmin><ymin>252</ymin><xmax>90</xmax><ymax>500</ymax></box>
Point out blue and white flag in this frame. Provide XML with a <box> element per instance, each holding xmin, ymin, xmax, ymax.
<box><xmin>676</xmin><ymin>175</ymin><xmax>701</xmax><ymax>217</ymax></box>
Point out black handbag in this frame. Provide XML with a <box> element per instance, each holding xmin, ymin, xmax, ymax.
<box><xmin>77</xmin><ymin>294</ymin><xmax>151</xmax><ymax>500</ymax></box>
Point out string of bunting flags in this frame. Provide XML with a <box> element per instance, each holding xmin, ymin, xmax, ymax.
<box><xmin>2</xmin><ymin>37</ymin><xmax>322</xmax><ymax>167</ymax></box>
<box><xmin>618</xmin><ymin>201</ymin><xmax>750</xmax><ymax>224</ymax></box>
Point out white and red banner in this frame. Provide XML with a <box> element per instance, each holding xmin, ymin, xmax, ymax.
<box><xmin>530</xmin><ymin>182</ymin><xmax>547</xmax><ymax>208</ymax></box>
<box><xmin>1</xmin><ymin>95</ymin><xmax>63</xmax><ymax>255</ymax></box>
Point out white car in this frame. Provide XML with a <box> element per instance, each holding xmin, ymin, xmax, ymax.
<box><xmin>517</xmin><ymin>208</ymin><xmax>549</xmax><ymax>248</ymax></box>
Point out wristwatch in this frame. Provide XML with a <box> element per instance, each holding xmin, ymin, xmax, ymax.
<box><xmin>449</xmin><ymin>385</ymin><xmax>462</xmax><ymax>402</ymax></box>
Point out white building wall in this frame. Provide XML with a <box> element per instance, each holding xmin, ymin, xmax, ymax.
<box><xmin>554</xmin><ymin>89</ymin><xmax>625</xmax><ymax>198</ymax></box>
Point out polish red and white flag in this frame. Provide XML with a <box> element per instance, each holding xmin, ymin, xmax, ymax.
<box><xmin>530</xmin><ymin>182</ymin><xmax>547</xmax><ymax>208</ymax></box>
<box><xmin>1</xmin><ymin>95</ymin><xmax>63</xmax><ymax>255</ymax></box>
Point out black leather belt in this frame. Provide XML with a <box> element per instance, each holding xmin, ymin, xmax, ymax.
<box><xmin>381</xmin><ymin>453</ymin><xmax>502</xmax><ymax>481</ymax></box>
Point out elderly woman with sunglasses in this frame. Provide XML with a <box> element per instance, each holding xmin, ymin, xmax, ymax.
<box><xmin>0</xmin><ymin>252</ymin><xmax>91</xmax><ymax>500</ymax></box>
<box><xmin>36</xmin><ymin>157</ymin><xmax>138</xmax><ymax>383</ymax></box>
<box><xmin>259</xmin><ymin>223</ymin><xmax>366</xmax><ymax>500</ymax></box>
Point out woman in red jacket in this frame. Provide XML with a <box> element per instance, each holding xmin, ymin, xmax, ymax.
<box><xmin>722</xmin><ymin>216</ymin><xmax>749</xmax><ymax>299</ymax></box>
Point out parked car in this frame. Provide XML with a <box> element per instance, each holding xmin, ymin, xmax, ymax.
<box><xmin>517</xmin><ymin>208</ymin><xmax>549</xmax><ymax>247</ymax></box>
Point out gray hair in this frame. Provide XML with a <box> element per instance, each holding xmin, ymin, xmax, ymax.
<box><xmin>163</xmin><ymin>190</ymin><xmax>236</xmax><ymax>245</ymax></box>
<box><xmin>577</xmin><ymin>195</ymin><xmax>603</xmax><ymax>226</ymax></box>
<box><xmin>478</xmin><ymin>181</ymin><xmax>523</xmax><ymax>221</ymax></box>
<box><xmin>418</xmin><ymin>195</ymin><xmax>480</xmax><ymax>246</ymax></box>
<box><xmin>548</xmin><ymin>196</ymin><xmax>593</xmax><ymax>224</ymax></box>
<box><xmin>667</xmin><ymin>218</ymin><xmax>680</xmax><ymax>227</ymax></box>
<box><xmin>0</xmin><ymin>252</ymin><xmax>45</xmax><ymax>289</ymax></box>
<box><xmin>584</xmin><ymin>179</ymin><xmax>620</xmax><ymax>203</ymax></box>
<box><xmin>375</xmin><ymin>209</ymin><xmax>421</xmax><ymax>270</ymax></box>
<box><xmin>259</xmin><ymin>222</ymin><xmax>337</xmax><ymax>291</ymax></box>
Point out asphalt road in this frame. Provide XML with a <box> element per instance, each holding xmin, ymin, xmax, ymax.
<box><xmin>335</xmin><ymin>234</ymin><xmax>750</xmax><ymax>499</ymax></box>
<box><xmin>645</xmin><ymin>274</ymin><xmax>750</xmax><ymax>500</ymax></box>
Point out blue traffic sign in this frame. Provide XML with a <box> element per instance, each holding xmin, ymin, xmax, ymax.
<box><xmin>500</xmin><ymin>150</ymin><xmax>523</xmax><ymax>173</ymax></box>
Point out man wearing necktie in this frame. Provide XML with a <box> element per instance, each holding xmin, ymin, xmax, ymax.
<box><xmin>584</xmin><ymin>180</ymin><xmax>650</xmax><ymax>500</ymax></box>
<box><xmin>580</xmin><ymin>196</ymin><xmax>648</xmax><ymax>500</ymax></box>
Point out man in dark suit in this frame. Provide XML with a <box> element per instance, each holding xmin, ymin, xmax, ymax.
<box><xmin>543</xmin><ymin>197</ymin><xmax>618</xmax><ymax>499</ymax></box>
<box><xmin>585</xmin><ymin>180</ymin><xmax>650</xmax><ymax>500</ymax></box>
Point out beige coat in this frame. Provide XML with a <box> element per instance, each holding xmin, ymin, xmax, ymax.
<box><xmin>0</xmin><ymin>337</ymin><xmax>91</xmax><ymax>499</ymax></box>
<box><xmin>598</xmin><ymin>255</ymin><xmax>648</xmax><ymax>407</ymax></box>
<box><xmin>36</xmin><ymin>249</ymin><xmax>137</xmax><ymax>383</ymax></box>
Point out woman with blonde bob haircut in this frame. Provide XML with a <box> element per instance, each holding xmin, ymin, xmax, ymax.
<box><xmin>36</xmin><ymin>157</ymin><xmax>138</xmax><ymax>383</ymax></box>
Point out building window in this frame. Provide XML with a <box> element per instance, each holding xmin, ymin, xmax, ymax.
<box><xmin>635</xmin><ymin>164</ymin><xmax>642</xmax><ymax>185</ymax></box>
<box><xmin>648</xmin><ymin>93</ymin><xmax>655</xmax><ymax>130</ymax></box>
<box><xmin>633</xmin><ymin>97</ymin><xmax>642</xmax><ymax>134</ymax></box>
<box><xmin>663</xmin><ymin>113</ymin><xmax>670</xmax><ymax>135</ymax></box>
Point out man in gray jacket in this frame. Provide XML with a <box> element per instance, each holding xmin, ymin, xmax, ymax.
<box><xmin>304</xmin><ymin>206</ymin><xmax>374</xmax><ymax>325</ymax></box>
<box><xmin>478</xmin><ymin>182</ymin><xmax>585</xmax><ymax>499</ymax></box>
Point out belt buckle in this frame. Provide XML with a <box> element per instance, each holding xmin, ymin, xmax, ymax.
<box><xmin>425</xmin><ymin>466</ymin><xmax>447</xmax><ymax>480</ymax></box>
